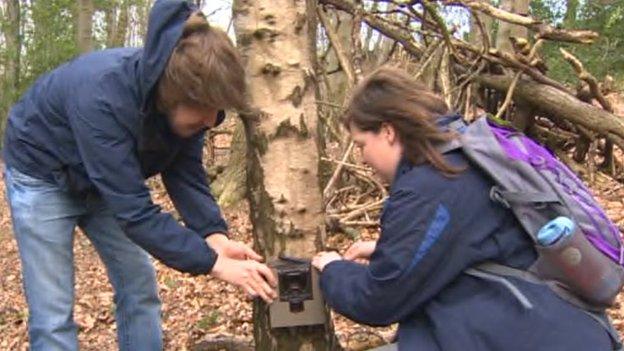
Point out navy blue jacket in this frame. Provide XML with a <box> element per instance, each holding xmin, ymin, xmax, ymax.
<box><xmin>320</xmin><ymin>152</ymin><xmax>613</xmax><ymax>350</ymax></box>
<box><xmin>3</xmin><ymin>0</ymin><xmax>227</xmax><ymax>275</ymax></box>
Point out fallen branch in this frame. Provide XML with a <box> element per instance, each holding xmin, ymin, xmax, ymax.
<box><xmin>560</xmin><ymin>48</ymin><xmax>614</xmax><ymax>113</ymax></box>
<box><xmin>476</xmin><ymin>74</ymin><xmax>624</xmax><ymax>151</ymax></box>
<box><xmin>191</xmin><ymin>335</ymin><xmax>253</xmax><ymax>351</ymax></box>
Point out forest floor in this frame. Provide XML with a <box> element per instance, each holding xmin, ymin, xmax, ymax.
<box><xmin>0</xmin><ymin>177</ymin><xmax>396</xmax><ymax>351</ymax></box>
<box><xmin>1</xmin><ymin>95</ymin><xmax>624</xmax><ymax>350</ymax></box>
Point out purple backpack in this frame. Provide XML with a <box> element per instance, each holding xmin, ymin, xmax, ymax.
<box><xmin>445</xmin><ymin>116</ymin><xmax>624</xmax><ymax>311</ymax></box>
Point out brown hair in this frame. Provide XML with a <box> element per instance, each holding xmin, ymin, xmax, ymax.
<box><xmin>343</xmin><ymin>66</ymin><xmax>463</xmax><ymax>176</ymax></box>
<box><xmin>156</xmin><ymin>12</ymin><xmax>246</xmax><ymax>113</ymax></box>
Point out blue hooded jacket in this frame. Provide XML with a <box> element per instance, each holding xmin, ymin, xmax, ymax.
<box><xmin>3</xmin><ymin>0</ymin><xmax>227</xmax><ymax>275</ymax></box>
<box><xmin>320</xmin><ymin>119</ymin><xmax>613</xmax><ymax>350</ymax></box>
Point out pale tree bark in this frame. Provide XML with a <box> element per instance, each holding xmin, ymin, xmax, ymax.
<box><xmin>77</xmin><ymin>0</ymin><xmax>94</xmax><ymax>53</ymax></box>
<box><xmin>233</xmin><ymin>0</ymin><xmax>340</xmax><ymax>349</ymax></box>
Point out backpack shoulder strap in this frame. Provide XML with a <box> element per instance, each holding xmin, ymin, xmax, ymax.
<box><xmin>466</xmin><ymin>262</ymin><xmax>624</xmax><ymax>350</ymax></box>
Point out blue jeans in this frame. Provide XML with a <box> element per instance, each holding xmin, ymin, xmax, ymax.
<box><xmin>5</xmin><ymin>167</ymin><xmax>162</xmax><ymax>351</ymax></box>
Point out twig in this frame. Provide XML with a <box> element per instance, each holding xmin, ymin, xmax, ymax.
<box><xmin>331</xmin><ymin>198</ymin><xmax>385</xmax><ymax>221</ymax></box>
<box><xmin>444</xmin><ymin>0</ymin><xmax>598</xmax><ymax>44</ymax></box>
<box><xmin>320</xmin><ymin>0</ymin><xmax>425</xmax><ymax>57</ymax></box>
<box><xmin>494</xmin><ymin>39</ymin><xmax>544</xmax><ymax>119</ymax></box>
<box><xmin>413</xmin><ymin>40</ymin><xmax>443</xmax><ymax>81</ymax></box>
<box><xmin>316</xmin><ymin>100</ymin><xmax>345</xmax><ymax>109</ymax></box>
<box><xmin>560</xmin><ymin>48</ymin><xmax>614</xmax><ymax>113</ymax></box>
<box><xmin>323</xmin><ymin>141</ymin><xmax>355</xmax><ymax>206</ymax></box>
<box><xmin>342</xmin><ymin>220</ymin><xmax>379</xmax><ymax>227</ymax></box>
<box><xmin>348</xmin><ymin>167</ymin><xmax>388</xmax><ymax>198</ymax></box>
<box><xmin>422</xmin><ymin>0</ymin><xmax>456</xmax><ymax>57</ymax></box>
<box><xmin>321</xmin><ymin>157</ymin><xmax>371</xmax><ymax>172</ymax></box>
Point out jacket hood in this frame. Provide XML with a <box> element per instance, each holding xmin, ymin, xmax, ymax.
<box><xmin>137</xmin><ymin>0</ymin><xmax>196</xmax><ymax>110</ymax></box>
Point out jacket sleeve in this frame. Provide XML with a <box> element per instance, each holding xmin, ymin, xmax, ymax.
<box><xmin>161</xmin><ymin>134</ymin><xmax>228</xmax><ymax>238</ymax></box>
<box><xmin>69</xmin><ymin>100</ymin><xmax>218</xmax><ymax>275</ymax></box>
<box><xmin>320</xmin><ymin>185</ymin><xmax>488</xmax><ymax>326</ymax></box>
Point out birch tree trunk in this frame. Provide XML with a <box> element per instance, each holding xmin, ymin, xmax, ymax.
<box><xmin>233</xmin><ymin>0</ymin><xmax>340</xmax><ymax>349</ymax></box>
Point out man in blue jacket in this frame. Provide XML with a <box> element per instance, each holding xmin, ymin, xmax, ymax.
<box><xmin>3</xmin><ymin>1</ymin><xmax>276</xmax><ymax>350</ymax></box>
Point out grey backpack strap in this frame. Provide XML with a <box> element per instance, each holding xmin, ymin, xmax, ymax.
<box><xmin>436</xmin><ymin>117</ymin><xmax>467</xmax><ymax>154</ymax></box>
<box><xmin>447</xmin><ymin>118</ymin><xmax>468</xmax><ymax>132</ymax></box>
<box><xmin>467</xmin><ymin>262</ymin><xmax>623</xmax><ymax>350</ymax></box>
<box><xmin>584</xmin><ymin>310</ymin><xmax>624</xmax><ymax>351</ymax></box>
<box><xmin>471</xmin><ymin>262</ymin><xmax>601</xmax><ymax>311</ymax></box>
<box><xmin>464</xmin><ymin>266</ymin><xmax>534</xmax><ymax>309</ymax></box>
<box><xmin>436</xmin><ymin>138</ymin><xmax>463</xmax><ymax>154</ymax></box>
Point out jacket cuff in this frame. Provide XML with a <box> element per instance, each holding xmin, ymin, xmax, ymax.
<box><xmin>189</xmin><ymin>247</ymin><xmax>219</xmax><ymax>275</ymax></box>
<box><xmin>197</xmin><ymin>222</ymin><xmax>229</xmax><ymax>239</ymax></box>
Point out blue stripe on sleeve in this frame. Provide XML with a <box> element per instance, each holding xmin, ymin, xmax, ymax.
<box><xmin>408</xmin><ymin>204</ymin><xmax>450</xmax><ymax>270</ymax></box>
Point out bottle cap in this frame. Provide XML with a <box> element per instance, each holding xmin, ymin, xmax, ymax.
<box><xmin>537</xmin><ymin>216</ymin><xmax>575</xmax><ymax>246</ymax></box>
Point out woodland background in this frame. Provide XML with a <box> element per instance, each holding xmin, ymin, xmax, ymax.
<box><xmin>0</xmin><ymin>0</ymin><xmax>624</xmax><ymax>350</ymax></box>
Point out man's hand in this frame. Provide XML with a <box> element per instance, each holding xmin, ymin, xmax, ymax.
<box><xmin>343</xmin><ymin>240</ymin><xmax>377</xmax><ymax>262</ymax></box>
<box><xmin>211</xmin><ymin>255</ymin><xmax>278</xmax><ymax>303</ymax></box>
<box><xmin>206</xmin><ymin>233</ymin><xmax>263</xmax><ymax>261</ymax></box>
<box><xmin>312</xmin><ymin>251</ymin><xmax>343</xmax><ymax>272</ymax></box>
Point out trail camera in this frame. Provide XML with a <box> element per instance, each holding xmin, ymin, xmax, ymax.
<box><xmin>269</xmin><ymin>255</ymin><xmax>326</xmax><ymax>328</ymax></box>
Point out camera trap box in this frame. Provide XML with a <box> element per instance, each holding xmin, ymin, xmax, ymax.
<box><xmin>268</xmin><ymin>256</ymin><xmax>326</xmax><ymax>328</ymax></box>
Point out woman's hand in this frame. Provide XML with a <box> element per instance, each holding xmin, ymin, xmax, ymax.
<box><xmin>312</xmin><ymin>251</ymin><xmax>343</xmax><ymax>272</ymax></box>
<box><xmin>344</xmin><ymin>240</ymin><xmax>377</xmax><ymax>261</ymax></box>
<box><xmin>206</xmin><ymin>233</ymin><xmax>263</xmax><ymax>261</ymax></box>
<box><xmin>211</xmin><ymin>255</ymin><xmax>277</xmax><ymax>303</ymax></box>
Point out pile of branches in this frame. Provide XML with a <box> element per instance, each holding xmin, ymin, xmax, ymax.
<box><xmin>316</xmin><ymin>0</ymin><xmax>624</xmax><ymax>232</ymax></box>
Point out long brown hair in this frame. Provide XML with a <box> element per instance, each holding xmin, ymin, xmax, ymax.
<box><xmin>343</xmin><ymin>66</ymin><xmax>463</xmax><ymax>176</ymax></box>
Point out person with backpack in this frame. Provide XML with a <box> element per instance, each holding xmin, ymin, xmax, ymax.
<box><xmin>3</xmin><ymin>1</ymin><xmax>277</xmax><ymax>350</ymax></box>
<box><xmin>312</xmin><ymin>66</ymin><xmax>622</xmax><ymax>351</ymax></box>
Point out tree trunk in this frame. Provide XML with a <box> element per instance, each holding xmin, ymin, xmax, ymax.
<box><xmin>493</xmin><ymin>0</ymin><xmax>535</xmax><ymax>130</ymax></box>
<box><xmin>105</xmin><ymin>3</ymin><xmax>118</xmax><ymax>48</ymax></box>
<box><xmin>77</xmin><ymin>0</ymin><xmax>94</xmax><ymax>53</ymax></box>
<box><xmin>113</xmin><ymin>1</ymin><xmax>129</xmax><ymax>47</ymax></box>
<box><xmin>233</xmin><ymin>0</ymin><xmax>340</xmax><ymax>350</ymax></box>
<box><xmin>105</xmin><ymin>1</ymin><xmax>129</xmax><ymax>48</ymax></box>
<box><xmin>325</xmin><ymin>10</ymin><xmax>353</xmax><ymax>104</ymax></box>
<box><xmin>1</xmin><ymin>0</ymin><xmax>21</xmax><ymax>140</ymax></box>
<box><xmin>468</xmin><ymin>0</ymin><xmax>493</xmax><ymax>49</ymax></box>
<box><xmin>564</xmin><ymin>0</ymin><xmax>579</xmax><ymax>28</ymax></box>
<box><xmin>495</xmin><ymin>0</ymin><xmax>529</xmax><ymax>53</ymax></box>
<box><xmin>212</xmin><ymin>122</ymin><xmax>247</xmax><ymax>209</ymax></box>
<box><xmin>138</xmin><ymin>0</ymin><xmax>151</xmax><ymax>42</ymax></box>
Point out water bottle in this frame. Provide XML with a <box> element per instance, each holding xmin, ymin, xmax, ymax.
<box><xmin>537</xmin><ymin>216</ymin><xmax>575</xmax><ymax>246</ymax></box>
<box><xmin>534</xmin><ymin>217</ymin><xmax>624</xmax><ymax>307</ymax></box>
